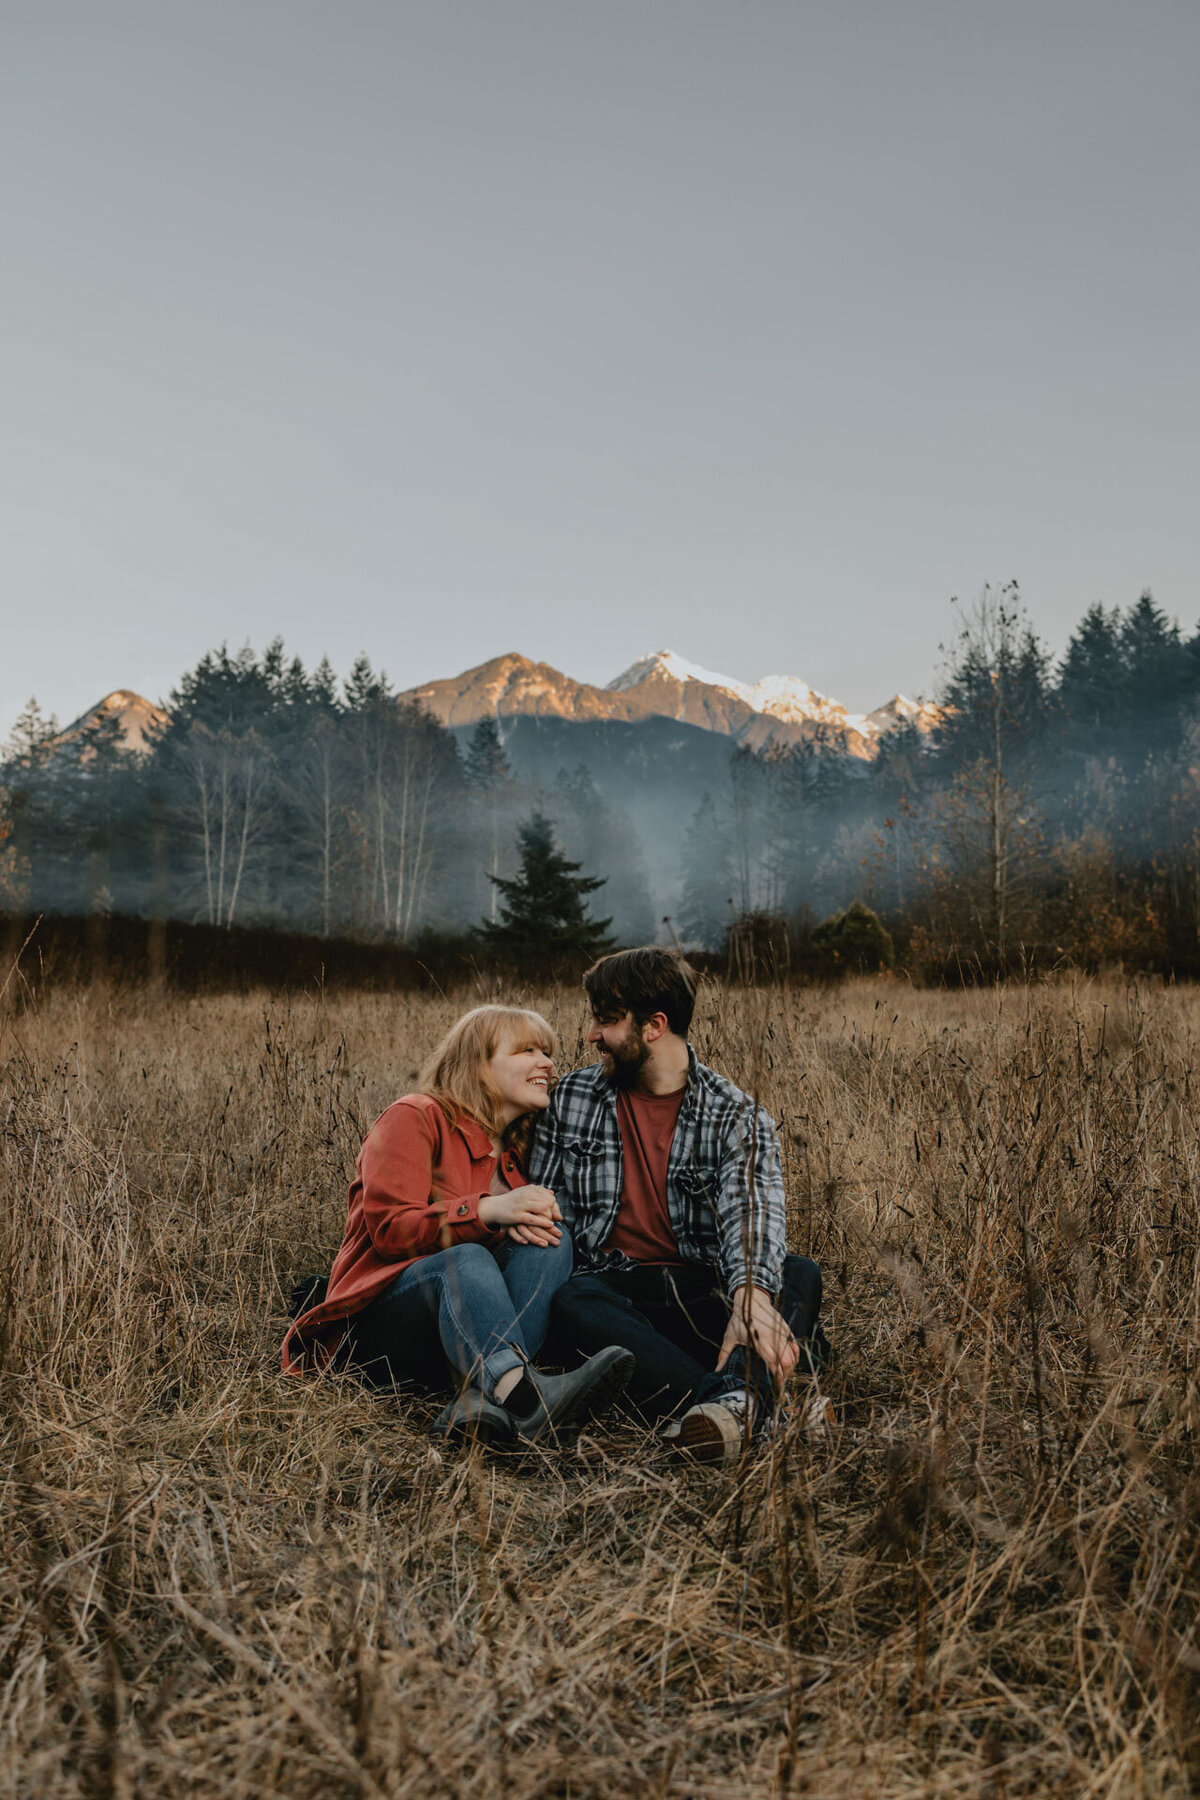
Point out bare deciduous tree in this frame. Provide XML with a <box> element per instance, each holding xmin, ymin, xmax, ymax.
<box><xmin>178</xmin><ymin>723</ymin><xmax>270</xmax><ymax>929</ymax></box>
<box><xmin>931</xmin><ymin>583</ymin><xmax>1052</xmax><ymax>964</ymax></box>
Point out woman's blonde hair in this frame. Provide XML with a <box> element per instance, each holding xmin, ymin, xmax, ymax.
<box><xmin>419</xmin><ymin>1005</ymin><xmax>556</xmax><ymax>1154</ymax></box>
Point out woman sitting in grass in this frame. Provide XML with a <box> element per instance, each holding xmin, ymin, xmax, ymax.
<box><xmin>283</xmin><ymin>1005</ymin><xmax>633</xmax><ymax>1445</ymax></box>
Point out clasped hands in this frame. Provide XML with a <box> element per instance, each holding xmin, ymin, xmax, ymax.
<box><xmin>477</xmin><ymin>1184</ymin><xmax>563</xmax><ymax>1247</ymax></box>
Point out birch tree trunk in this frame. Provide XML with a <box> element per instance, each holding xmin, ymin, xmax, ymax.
<box><xmin>223</xmin><ymin>749</ymin><xmax>262</xmax><ymax>929</ymax></box>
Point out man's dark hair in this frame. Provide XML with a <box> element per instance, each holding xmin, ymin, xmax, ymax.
<box><xmin>583</xmin><ymin>946</ymin><xmax>698</xmax><ymax>1038</ymax></box>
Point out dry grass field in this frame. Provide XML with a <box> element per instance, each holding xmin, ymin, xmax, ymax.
<box><xmin>2</xmin><ymin>974</ymin><xmax>1198</xmax><ymax>1798</ymax></box>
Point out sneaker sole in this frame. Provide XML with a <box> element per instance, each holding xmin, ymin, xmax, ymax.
<box><xmin>674</xmin><ymin>1403</ymin><xmax>745</xmax><ymax>1466</ymax></box>
<box><xmin>801</xmin><ymin>1394</ymin><xmax>837</xmax><ymax>1438</ymax></box>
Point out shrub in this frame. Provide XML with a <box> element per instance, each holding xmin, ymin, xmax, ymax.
<box><xmin>811</xmin><ymin>899</ymin><xmax>895</xmax><ymax>974</ymax></box>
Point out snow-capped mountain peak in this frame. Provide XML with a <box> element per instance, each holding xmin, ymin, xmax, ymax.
<box><xmin>864</xmin><ymin>693</ymin><xmax>942</xmax><ymax>735</ymax></box>
<box><xmin>607</xmin><ymin>650</ymin><xmax>754</xmax><ymax>702</ymax></box>
<box><xmin>609</xmin><ymin>649</ymin><xmax>874</xmax><ymax>736</ymax></box>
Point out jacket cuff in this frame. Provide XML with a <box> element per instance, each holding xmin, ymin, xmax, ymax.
<box><xmin>438</xmin><ymin>1191</ymin><xmax>492</xmax><ymax>1229</ymax></box>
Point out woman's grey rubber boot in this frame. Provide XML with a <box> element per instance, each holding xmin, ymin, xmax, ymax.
<box><xmin>431</xmin><ymin>1386</ymin><xmax>517</xmax><ymax>1447</ymax></box>
<box><xmin>507</xmin><ymin>1346</ymin><xmax>635</xmax><ymax>1444</ymax></box>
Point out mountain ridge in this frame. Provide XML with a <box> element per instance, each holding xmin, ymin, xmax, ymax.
<box><xmin>408</xmin><ymin>649</ymin><xmax>939</xmax><ymax>755</ymax></box>
<box><xmin>45</xmin><ymin>653</ymin><xmax>939</xmax><ymax>761</ymax></box>
<box><xmin>50</xmin><ymin>690</ymin><xmax>170</xmax><ymax>757</ymax></box>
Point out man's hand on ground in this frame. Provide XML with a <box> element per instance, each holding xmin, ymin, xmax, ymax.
<box><xmin>717</xmin><ymin>1285</ymin><xmax>799</xmax><ymax>1385</ymax></box>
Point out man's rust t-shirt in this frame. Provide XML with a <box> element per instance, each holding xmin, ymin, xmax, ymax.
<box><xmin>606</xmin><ymin>1085</ymin><xmax>686</xmax><ymax>1263</ymax></box>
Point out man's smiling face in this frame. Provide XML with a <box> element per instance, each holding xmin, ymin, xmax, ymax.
<box><xmin>586</xmin><ymin>1008</ymin><xmax>650</xmax><ymax>1089</ymax></box>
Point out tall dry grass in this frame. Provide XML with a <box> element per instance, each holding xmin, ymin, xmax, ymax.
<box><xmin>1</xmin><ymin>974</ymin><xmax>1198</xmax><ymax>1797</ymax></box>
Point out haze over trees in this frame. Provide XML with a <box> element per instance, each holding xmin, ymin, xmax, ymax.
<box><xmin>5</xmin><ymin>587</ymin><xmax>1200</xmax><ymax>974</ymax></box>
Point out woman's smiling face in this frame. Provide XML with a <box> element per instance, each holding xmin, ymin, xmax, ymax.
<box><xmin>489</xmin><ymin>1032</ymin><xmax>555</xmax><ymax>1126</ymax></box>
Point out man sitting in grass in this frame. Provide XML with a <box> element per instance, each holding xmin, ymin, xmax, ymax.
<box><xmin>532</xmin><ymin>947</ymin><xmax>828</xmax><ymax>1464</ymax></box>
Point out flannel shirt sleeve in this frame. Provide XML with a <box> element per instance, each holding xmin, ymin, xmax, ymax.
<box><xmin>527</xmin><ymin>1093</ymin><xmax>570</xmax><ymax>1226</ymax></box>
<box><xmin>713</xmin><ymin>1102</ymin><xmax>787</xmax><ymax>1298</ymax></box>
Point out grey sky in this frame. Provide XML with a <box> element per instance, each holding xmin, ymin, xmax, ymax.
<box><xmin>2</xmin><ymin>0</ymin><xmax>1197</xmax><ymax>741</ymax></box>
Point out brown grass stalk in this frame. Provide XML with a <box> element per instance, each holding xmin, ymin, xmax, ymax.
<box><xmin>0</xmin><ymin>976</ymin><xmax>1197</xmax><ymax>1795</ymax></box>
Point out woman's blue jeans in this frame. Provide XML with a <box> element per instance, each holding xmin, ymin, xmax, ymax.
<box><xmin>345</xmin><ymin>1235</ymin><xmax>573</xmax><ymax>1399</ymax></box>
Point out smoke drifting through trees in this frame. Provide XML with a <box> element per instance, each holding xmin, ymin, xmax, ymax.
<box><xmin>5</xmin><ymin>587</ymin><xmax>1200</xmax><ymax>974</ymax></box>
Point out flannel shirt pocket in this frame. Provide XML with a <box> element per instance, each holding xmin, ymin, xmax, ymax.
<box><xmin>670</xmin><ymin>1163</ymin><xmax>718</xmax><ymax>1258</ymax></box>
<box><xmin>563</xmin><ymin>1137</ymin><xmax>610</xmax><ymax>1201</ymax></box>
<box><xmin>564</xmin><ymin>1137</ymin><xmax>608</xmax><ymax>1165</ymax></box>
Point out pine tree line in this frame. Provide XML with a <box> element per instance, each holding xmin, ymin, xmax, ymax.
<box><xmin>6</xmin><ymin>587</ymin><xmax>1200</xmax><ymax>974</ymax></box>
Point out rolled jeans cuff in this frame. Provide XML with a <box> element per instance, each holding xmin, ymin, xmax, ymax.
<box><xmin>482</xmin><ymin>1344</ymin><xmax>523</xmax><ymax>1399</ymax></box>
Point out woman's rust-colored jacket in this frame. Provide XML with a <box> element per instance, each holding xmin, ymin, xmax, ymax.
<box><xmin>282</xmin><ymin>1093</ymin><xmax>526</xmax><ymax>1373</ymax></box>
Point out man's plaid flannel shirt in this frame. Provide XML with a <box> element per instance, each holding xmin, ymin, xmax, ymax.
<box><xmin>527</xmin><ymin>1046</ymin><xmax>787</xmax><ymax>1297</ymax></box>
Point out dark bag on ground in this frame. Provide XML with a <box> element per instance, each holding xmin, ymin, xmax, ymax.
<box><xmin>289</xmin><ymin>1274</ymin><xmax>329</xmax><ymax>1317</ymax></box>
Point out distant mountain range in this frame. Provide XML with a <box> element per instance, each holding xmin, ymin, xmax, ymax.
<box><xmin>36</xmin><ymin>655</ymin><xmax>938</xmax><ymax>929</ymax></box>
<box><xmin>53</xmin><ymin>651</ymin><xmax>938</xmax><ymax>761</ymax></box>
<box><xmin>406</xmin><ymin>649</ymin><xmax>939</xmax><ymax>757</ymax></box>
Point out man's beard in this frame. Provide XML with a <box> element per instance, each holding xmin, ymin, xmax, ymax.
<box><xmin>600</xmin><ymin>1029</ymin><xmax>650</xmax><ymax>1090</ymax></box>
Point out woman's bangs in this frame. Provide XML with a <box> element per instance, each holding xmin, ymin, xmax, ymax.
<box><xmin>500</xmin><ymin>1009</ymin><xmax>556</xmax><ymax>1056</ymax></box>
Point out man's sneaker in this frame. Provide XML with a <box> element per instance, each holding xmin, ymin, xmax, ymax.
<box><xmin>430</xmin><ymin>1386</ymin><xmax>516</xmax><ymax>1448</ymax></box>
<box><xmin>801</xmin><ymin>1387</ymin><xmax>837</xmax><ymax>1440</ymax></box>
<box><xmin>667</xmin><ymin>1389</ymin><xmax>755</xmax><ymax>1466</ymax></box>
<box><xmin>505</xmin><ymin>1346</ymin><xmax>635</xmax><ymax>1445</ymax></box>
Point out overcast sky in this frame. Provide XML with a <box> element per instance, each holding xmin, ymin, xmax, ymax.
<box><xmin>2</xmin><ymin>0</ymin><xmax>1197</xmax><ymax>740</ymax></box>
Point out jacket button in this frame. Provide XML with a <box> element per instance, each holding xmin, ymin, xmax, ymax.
<box><xmin>457</xmin><ymin>1204</ymin><xmax>469</xmax><ymax>1216</ymax></box>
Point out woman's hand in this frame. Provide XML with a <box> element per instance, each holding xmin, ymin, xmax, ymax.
<box><xmin>477</xmin><ymin>1184</ymin><xmax>563</xmax><ymax>1247</ymax></box>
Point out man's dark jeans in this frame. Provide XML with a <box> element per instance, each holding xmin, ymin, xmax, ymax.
<box><xmin>550</xmin><ymin>1256</ymin><xmax>827</xmax><ymax>1421</ymax></box>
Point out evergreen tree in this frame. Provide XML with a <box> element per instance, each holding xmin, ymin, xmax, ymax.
<box><xmin>727</xmin><ymin>744</ymin><xmax>772</xmax><ymax>914</ymax></box>
<box><xmin>1059</xmin><ymin>603</ymin><xmax>1124</xmax><ymax>742</ymax></box>
<box><xmin>865</xmin><ymin>719</ymin><xmax>929</xmax><ymax>917</ymax></box>
<box><xmin>465</xmin><ymin>718</ymin><xmax>514</xmax><ymax>922</ymax></box>
<box><xmin>1</xmin><ymin>698</ymin><xmax>148</xmax><ymax>916</ymax></box>
<box><xmin>58</xmin><ymin>705</ymin><xmax>141</xmax><ymax>916</ymax></box>
<box><xmin>275</xmin><ymin>657</ymin><xmax>347</xmax><ymax>935</ymax></box>
<box><xmin>464</xmin><ymin>718</ymin><xmax>511</xmax><ymax>791</ymax></box>
<box><xmin>169</xmin><ymin>643</ymin><xmax>278</xmax><ymax>734</ymax></box>
<box><xmin>4</xmin><ymin>697</ymin><xmax>59</xmax><ymax>762</ymax></box>
<box><xmin>0</xmin><ymin>699</ymin><xmax>60</xmax><ymax>912</ymax></box>
<box><xmin>261</xmin><ymin>635</ymin><xmax>288</xmax><ymax>694</ymax></box>
<box><xmin>343</xmin><ymin>653</ymin><xmax>390</xmax><ymax>710</ymax></box>
<box><xmin>760</xmin><ymin>732</ymin><xmax>852</xmax><ymax>918</ymax></box>
<box><xmin>280</xmin><ymin>653</ymin><xmax>313</xmax><ymax>709</ymax></box>
<box><xmin>1120</xmin><ymin>591</ymin><xmax>1194</xmax><ymax>760</ymax></box>
<box><xmin>310</xmin><ymin>655</ymin><xmax>339</xmax><ymax>708</ymax></box>
<box><xmin>480</xmin><ymin>811</ymin><xmax>614</xmax><ymax>967</ymax></box>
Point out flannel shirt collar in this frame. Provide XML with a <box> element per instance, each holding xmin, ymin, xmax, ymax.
<box><xmin>591</xmin><ymin>1043</ymin><xmax>700</xmax><ymax>1111</ymax></box>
